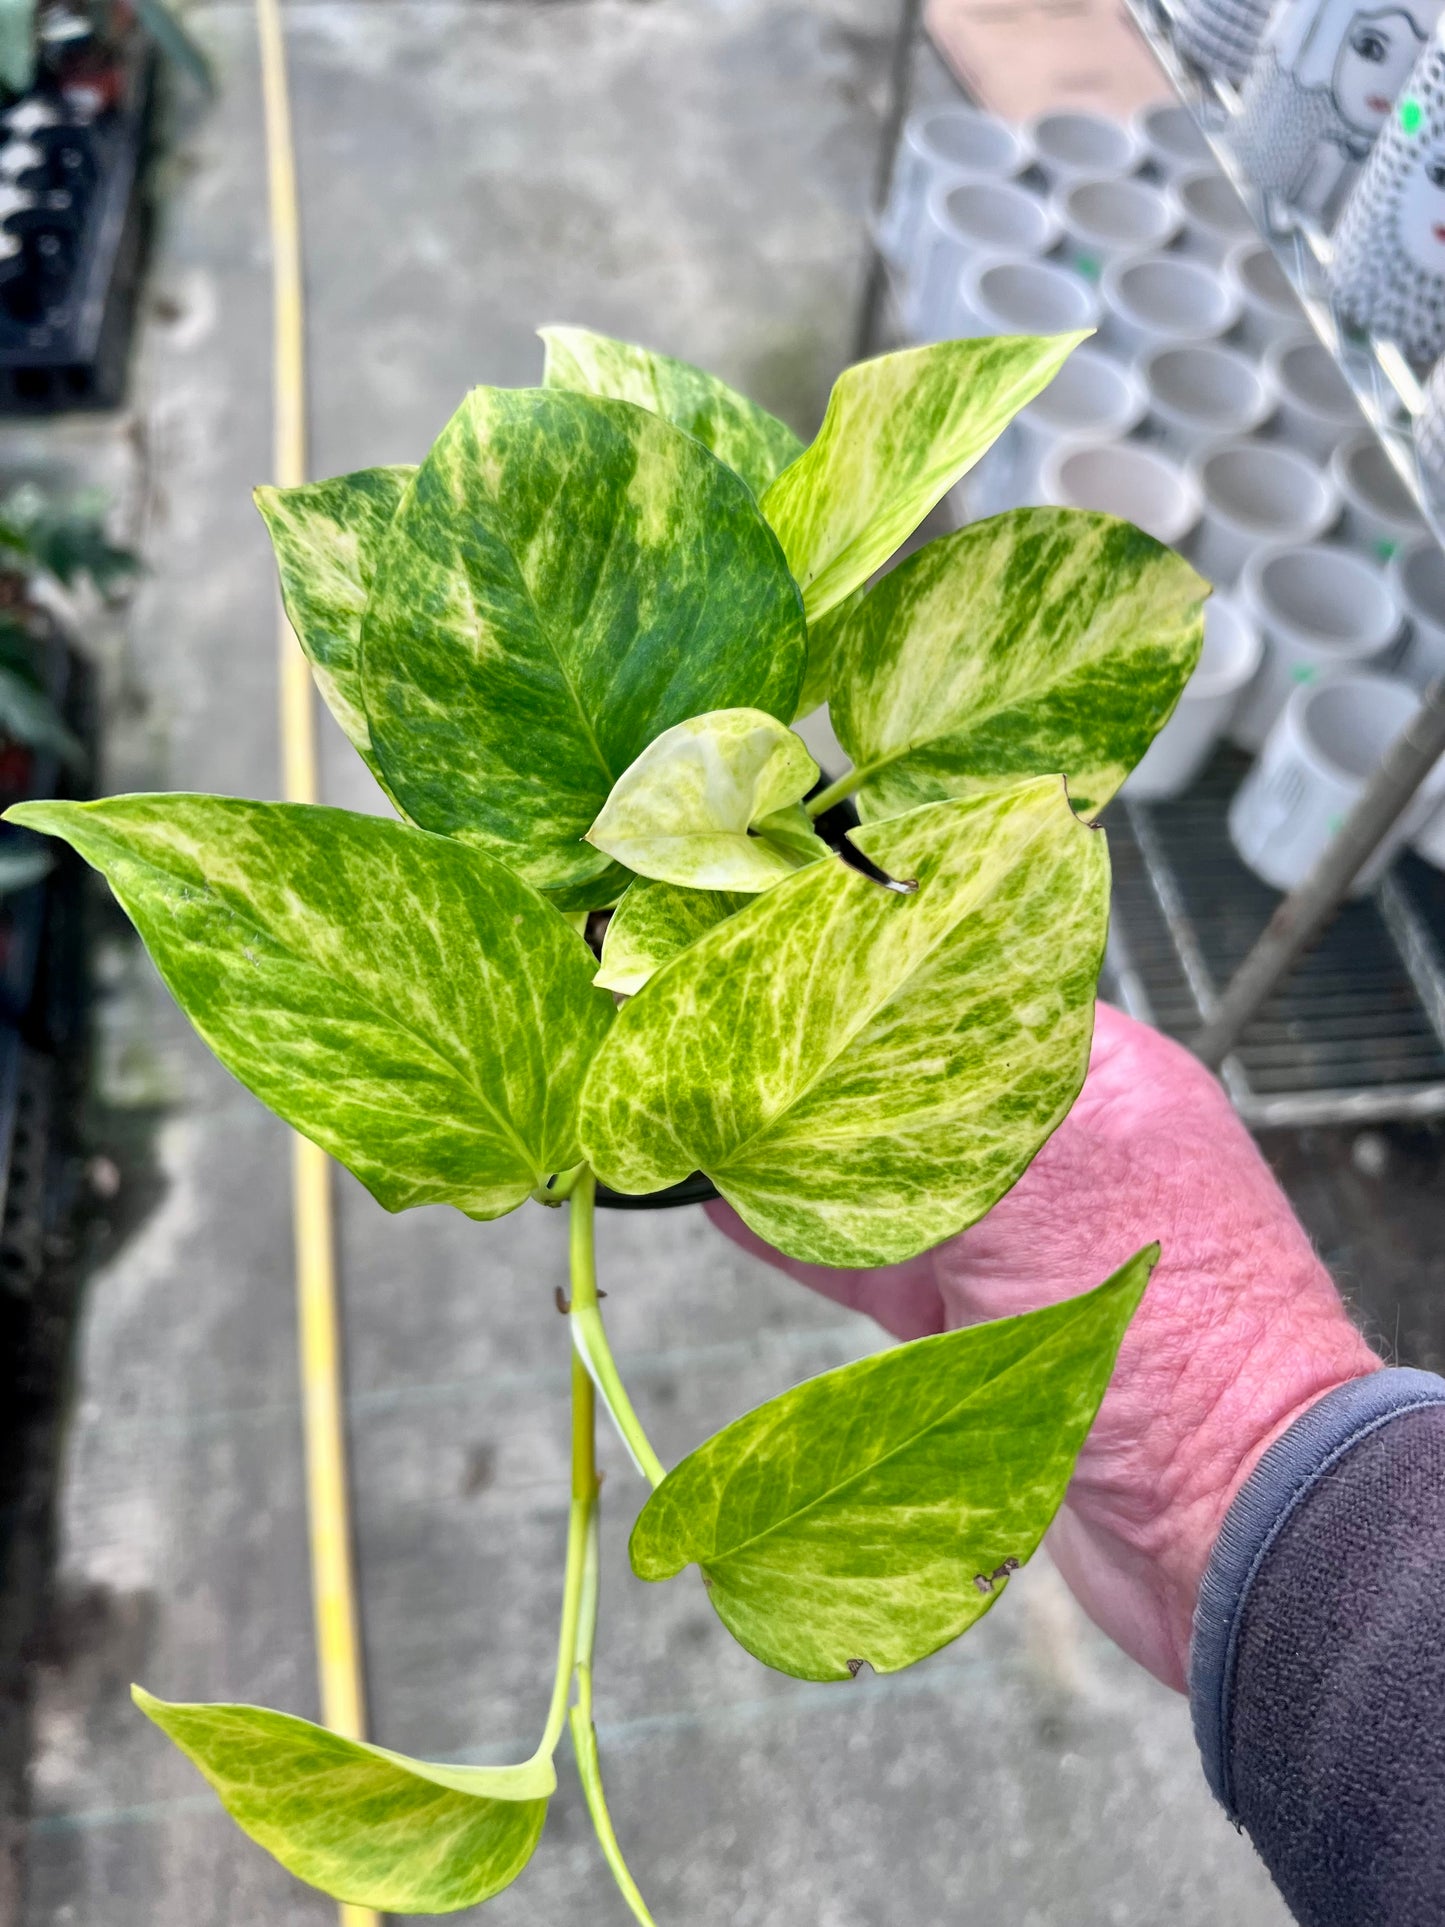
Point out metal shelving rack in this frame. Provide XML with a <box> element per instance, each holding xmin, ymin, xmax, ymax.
<box><xmin>865</xmin><ymin>7</ymin><xmax>1445</xmax><ymax>1127</ymax></box>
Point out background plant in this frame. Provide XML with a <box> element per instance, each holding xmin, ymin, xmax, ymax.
<box><xmin>10</xmin><ymin>326</ymin><xmax>1205</xmax><ymax>1918</ymax></box>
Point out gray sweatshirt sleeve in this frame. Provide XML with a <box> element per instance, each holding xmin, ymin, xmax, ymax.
<box><xmin>1189</xmin><ymin>1367</ymin><xmax>1445</xmax><ymax>1927</ymax></box>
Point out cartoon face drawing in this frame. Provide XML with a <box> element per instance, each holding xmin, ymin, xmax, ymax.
<box><xmin>1396</xmin><ymin>142</ymin><xmax>1445</xmax><ymax>271</ymax></box>
<box><xmin>1331</xmin><ymin>9</ymin><xmax>1430</xmax><ymax>133</ymax></box>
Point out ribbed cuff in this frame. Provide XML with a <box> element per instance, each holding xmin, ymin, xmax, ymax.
<box><xmin>1189</xmin><ymin>1365</ymin><xmax>1445</xmax><ymax>1815</ymax></box>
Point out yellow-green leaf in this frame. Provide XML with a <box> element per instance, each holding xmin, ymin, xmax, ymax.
<box><xmin>629</xmin><ymin>1248</ymin><xmax>1154</xmax><ymax>1681</ymax></box>
<box><xmin>540</xmin><ymin>324</ymin><xmax>803</xmax><ymax>497</ymax></box>
<box><xmin>578</xmin><ymin>779</ymin><xmax>1109</xmax><ymax>1266</ymax></box>
<box><xmin>594</xmin><ymin>877</ymin><xmax>751</xmax><ymax>996</ymax></box>
<box><xmin>8</xmin><ymin>796</ymin><xmax>613</xmax><ymax>1220</ymax></box>
<box><xmin>585</xmin><ymin>708</ymin><xmax>822</xmax><ymax>892</ymax></box>
<box><xmin>760</xmin><ymin>334</ymin><xmax>1086</xmax><ymax>625</ymax></box>
<box><xmin>134</xmin><ymin>1689</ymin><xmax>549</xmax><ymax>1913</ymax></box>
<box><xmin>359</xmin><ymin>387</ymin><xmax>807</xmax><ymax>912</ymax></box>
<box><xmin>254</xmin><ymin>466</ymin><xmax>413</xmax><ymax>763</ymax></box>
<box><xmin>831</xmin><ymin>508</ymin><xmax>1207</xmax><ymax>822</ymax></box>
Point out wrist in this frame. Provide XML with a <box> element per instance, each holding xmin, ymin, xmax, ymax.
<box><xmin>1145</xmin><ymin>1281</ymin><xmax>1379</xmax><ymax>1688</ymax></box>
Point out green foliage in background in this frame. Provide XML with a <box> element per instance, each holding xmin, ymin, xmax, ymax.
<box><xmin>12</xmin><ymin>325</ymin><xmax>1206</xmax><ymax>1920</ymax></box>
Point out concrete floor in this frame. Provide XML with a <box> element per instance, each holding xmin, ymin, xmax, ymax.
<box><xmin>14</xmin><ymin>4</ymin><xmax>1293</xmax><ymax>1922</ymax></box>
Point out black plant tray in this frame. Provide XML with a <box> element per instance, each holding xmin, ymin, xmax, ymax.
<box><xmin>0</xmin><ymin>54</ymin><xmax>152</xmax><ymax>413</ymax></box>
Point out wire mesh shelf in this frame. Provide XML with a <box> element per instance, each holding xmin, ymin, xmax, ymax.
<box><xmin>1103</xmin><ymin>752</ymin><xmax>1445</xmax><ymax>1124</ymax></box>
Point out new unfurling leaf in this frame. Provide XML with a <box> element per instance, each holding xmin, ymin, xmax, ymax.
<box><xmin>586</xmin><ymin>707</ymin><xmax>827</xmax><ymax>891</ymax></box>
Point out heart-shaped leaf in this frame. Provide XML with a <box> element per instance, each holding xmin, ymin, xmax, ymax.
<box><xmin>359</xmin><ymin>387</ymin><xmax>807</xmax><ymax>912</ymax></box>
<box><xmin>760</xmin><ymin>334</ymin><xmax>1086</xmax><ymax>626</ymax></box>
<box><xmin>578</xmin><ymin>778</ymin><xmax>1109</xmax><ymax>1266</ymax></box>
<box><xmin>595</xmin><ymin>877</ymin><xmax>752</xmax><ymax>996</ymax></box>
<box><xmin>134</xmin><ymin>1689</ymin><xmax>550</xmax><ymax>1913</ymax></box>
<box><xmin>630</xmin><ymin>1246</ymin><xmax>1155</xmax><ymax>1680</ymax></box>
<box><xmin>254</xmin><ymin>465</ymin><xmax>413</xmax><ymax>763</ymax></box>
<box><xmin>831</xmin><ymin>508</ymin><xmax>1207</xmax><ymax>823</ymax></box>
<box><xmin>8</xmin><ymin>796</ymin><xmax>614</xmax><ymax>1219</ymax></box>
<box><xmin>540</xmin><ymin>325</ymin><xmax>803</xmax><ymax>498</ymax></box>
<box><xmin>586</xmin><ymin>708</ymin><xmax>824</xmax><ymax>892</ymax></box>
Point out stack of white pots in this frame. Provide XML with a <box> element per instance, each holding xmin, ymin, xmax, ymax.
<box><xmin>875</xmin><ymin>96</ymin><xmax>1445</xmax><ymax>893</ymax></box>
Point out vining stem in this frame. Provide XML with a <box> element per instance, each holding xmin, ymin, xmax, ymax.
<box><xmin>805</xmin><ymin>764</ymin><xmax>866</xmax><ymax>818</ymax></box>
<box><xmin>568</xmin><ymin>1170</ymin><xmax>666</xmax><ymax>1489</ymax></box>
<box><xmin>565</xmin><ymin>1176</ymin><xmax>660</xmax><ymax>1926</ymax></box>
<box><xmin>533</xmin><ymin>1359</ymin><xmax>594</xmax><ymax>1764</ymax></box>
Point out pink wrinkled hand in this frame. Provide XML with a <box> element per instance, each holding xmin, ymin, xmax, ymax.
<box><xmin>706</xmin><ymin>1004</ymin><xmax>1378</xmax><ymax>1691</ymax></box>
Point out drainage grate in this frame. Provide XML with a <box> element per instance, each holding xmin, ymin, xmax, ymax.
<box><xmin>1103</xmin><ymin>750</ymin><xmax>1445</xmax><ymax>1125</ymax></box>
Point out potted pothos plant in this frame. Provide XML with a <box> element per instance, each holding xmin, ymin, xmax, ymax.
<box><xmin>10</xmin><ymin>325</ymin><xmax>1206</xmax><ymax>1921</ymax></box>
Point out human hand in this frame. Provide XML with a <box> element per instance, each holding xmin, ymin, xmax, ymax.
<box><xmin>706</xmin><ymin>1003</ymin><xmax>1379</xmax><ymax>1691</ymax></box>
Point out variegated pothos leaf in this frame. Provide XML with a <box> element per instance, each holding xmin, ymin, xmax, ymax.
<box><xmin>831</xmin><ymin>508</ymin><xmax>1207</xmax><ymax>822</ymax></box>
<box><xmin>760</xmin><ymin>334</ymin><xmax>1087</xmax><ymax>625</ymax></box>
<box><xmin>539</xmin><ymin>325</ymin><xmax>803</xmax><ymax>497</ymax></box>
<box><xmin>134</xmin><ymin>1690</ymin><xmax>549</xmax><ymax>1913</ymax></box>
<box><xmin>594</xmin><ymin>877</ymin><xmax>752</xmax><ymax>996</ymax></box>
<box><xmin>578</xmin><ymin>779</ymin><xmax>1109</xmax><ymax>1266</ymax></box>
<box><xmin>8</xmin><ymin>796</ymin><xmax>613</xmax><ymax>1218</ymax></box>
<box><xmin>630</xmin><ymin>1248</ymin><xmax>1155</xmax><ymax>1679</ymax></box>
<box><xmin>254</xmin><ymin>466</ymin><xmax>414</xmax><ymax>762</ymax></box>
<box><xmin>359</xmin><ymin>387</ymin><xmax>807</xmax><ymax>912</ymax></box>
<box><xmin>586</xmin><ymin>708</ymin><xmax>822</xmax><ymax>891</ymax></box>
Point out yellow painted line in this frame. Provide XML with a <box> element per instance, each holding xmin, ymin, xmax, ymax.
<box><xmin>255</xmin><ymin>0</ymin><xmax>380</xmax><ymax>1921</ymax></box>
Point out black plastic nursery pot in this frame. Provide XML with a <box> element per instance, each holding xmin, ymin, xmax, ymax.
<box><xmin>593</xmin><ymin>773</ymin><xmax>862</xmax><ymax>1213</ymax></box>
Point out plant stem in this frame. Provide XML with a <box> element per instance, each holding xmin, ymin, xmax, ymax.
<box><xmin>566</xmin><ymin>1187</ymin><xmax>660</xmax><ymax>1926</ymax></box>
<box><xmin>532</xmin><ymin>1363</ymin><xmax>594</xmax><ymax>1764</ymax></box>
<box><xmin>570</xmin><ymin>1516</ymin><xmax>658</xmax><ymax>1927</ymax></box>
<box><xmin>568</xmin><ymin>1170</ymin><xmax>667</xmax><ymax>1489</ymax></box>
<box><xmin>805</xmin><ymin>764</ymin><xmax>867</xmax><ymax>818</ymax></box>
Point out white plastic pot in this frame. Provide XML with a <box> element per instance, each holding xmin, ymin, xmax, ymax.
<box><xmin>907</xmin><ymin>176</ymin><xmax>1061</xmax><ymax>340</ymax></box>
<box><xmin>1133</xmin><ymin>100</ymin><xmax>1211</xmax><ymax>180</ymax></box>
<box><xmin>1173</xmin><ymin>168</ymin><xmax>1255</xmax><ymax>266</ymax></box>
<box><xmin>1126</xmin><ymin>594</ymin><xmax>1263</xmax><ymax>798</ymax></box>
<box><xmin>1224</xmin><ymin>239</ymin><xmax>1304</xmax><ymax>352</ymax></box>
<box><xmin>1390</xmin><ymin>536</ymin><xmax>1445</xmax><ymax>689</ymax></box>
<box><xmin>1330</xmin><ymin>430</ymin><xmax>1426</xmax><ymax>562</ymax></box>
<box><xmin>1053</xmin><ymin>175</ymin><xmax>1180</xmax><ymax>276</ymax></box>
<box><xmin>1099</xmin><ymin>252</ymin><xmax>1240</xmax><ymax>356</ymax></box>
<box><xmin>1141</xmin><ymin>341</ymin><xmax>1274</xmax><ymax>459</ymax></box>
<box><xmin>1229</xmin><ymin>672</ymin><xmax>1435</xmax><ymax>893</ymax></box>
<box><xmin>1039</xmin><ymin>438</ymin><xmax>1200</xmax><ymax>545</ymax></box>
<box><xmin>1027</xmin><ymin>108</ymin><xmax>1141</xmax><ymax>186</ymax></box>
<box><xmin>959</xmin><ymin>256</ymin><xmax>1101</xmax><ymax>338</ymax></box>
<box><xmin>1186</xmin><ymin>440</ymin><xmax>1337</xmax><ymax>587</ymax></box>
<box><xmin>1232</xmin><ymin>543</ymin><xmax>1399</xmax><ymax>748</ymax></box>
<box><xmin>966</xmin><ymin>347</ymin><xmax>1147</xmax><ymax>519</ymax></box>
<box><xmin>1264</xmin><ymin>334</ymin><xmax>1363</xmax><ymax>461</ymax></box>
<box><xmin>876</xmin><ymin>105</ymin><xmax>1031</xmax><ymax>270</ymax></box>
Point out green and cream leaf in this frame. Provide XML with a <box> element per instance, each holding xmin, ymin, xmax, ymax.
<box><xmin>594</xmin><ymin>877</ymin><xmax>752</xmax><ymax>996</ymax></box>
<box><xmin>629</xmin><ymin>1248</ymin><xmax>1154</xmax><ymax>1680</ymax></box>
<box><xmin>579</xmin><ymin>778</ymin><xmax>1109</xmax><ymax>1266</ymax></box>
<box><xmin>540</xmin><ymin>325</ymin><xmax>803</xmax><ymax>497</ymax></box>
<box><xmin>254</xmin><ymin>466</ymin><xmax>413</xmax><ymax>761</ymax></box>
<box><xmin>359</xmin><ymin>387</ymin><xmax>807</xmax><ymax>911</ymax></box>
<box><xmin>134</xmin><ymin>1689</ymin><xmax>549</xmax><ymax>1913</ymax></box>
<box><xmin>830</xmin><ymin>508</ymin><xmax>1207</xmax><ymax>821</ymax></box>
<box><xmin>586</xmin><ymin>708</ymin><xmax>823</xmax><ymax>892</ymax></box>
<box><xmin>760</xmin><ymin>334</ymin><xmax>1085</xmax><ymax>624</ymax></box>
<box><xmin>7</xmin><ymin>796</ymin><xmax>614</xmax><ymax>1219</ymax></box>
